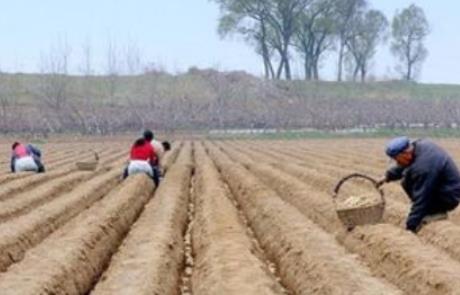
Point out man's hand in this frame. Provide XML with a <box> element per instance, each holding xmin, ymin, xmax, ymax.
<box><xmin>376</xmin><ymin>177</ymin><xmax>387</xmax><ymax>188</ymax></box>
<box><xmin>406</xmin><ymin>220</ymin><xmax>421</xmax><ymax>234</ymax></box>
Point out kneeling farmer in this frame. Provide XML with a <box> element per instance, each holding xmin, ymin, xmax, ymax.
<box><xmin>378</xmin><ymin>137</ymin><xmax>460</xmax><ymax>233</ymax></box>
<box><xmin>123</xmin><ymin>135</ymin><xmax>159</xmax><ymax>186</ymax></box>
<box><xmin>11</xmin><ymin>142</ymin><xmax>45</xmax><ymax>173</ymax></box>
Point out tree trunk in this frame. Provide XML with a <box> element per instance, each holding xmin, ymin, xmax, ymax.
<box><xmin>262</xmin><ymin>40</ymin><xmax>275</xmax><ymax>79</ymax></box>
<box><xmin>276</xmin><ymin>54</ymin><xmax>284</xmax><ymax>80</ymax></box>
<box><xmin>284</xmin><ymin>55</ymin><xmax>291</xmax><ymax>80</ymax></box>
<box><xmin>337</xmin><ymin>40</ymin><xmax>345</xmax><ymax>82</ymax></box>
<box><xmin>360</xmin><ymin>64</ymin><xmax>366</xmax><ymax>82</ymax></box>
<box><xmin>406</xmin><ymin>60</ymin><xmax>412</xmax><ymax>81</ymax></box>
<box><xmin>280</xmin><ymin>35</ymin><xmax>291</xmax><ymax>80</ymax></box>
<box><xmin>268</xmin><ymin>60</ymin><xmax>275</xmax><ymax>79</ymax></box>
<box><xmin>405</xmin><ymin>39</ymin><xmax>413</xmax><ymax>81</ymax></box>
<box><xmin>263</xmin><ymin>62</ymin><xmax>269</xmax><ymax>79</ymax></box>
<box><xmin>353</xmin><ymin>65</ymin><xmax>359</xmax><ymax>82</ymax></box>
<box><xmin>263</xmin><ymin>57</ymin><xmax>269</xmax><ymax>79</ymax></box>
<box><xmin>282</xmin><ymin>35</ymin><xmax>291</xmax><ymax>80</ymax></box>
<box><xmin>263</xmin><ymin>56</ymin><xmax>275</xmax><ymax>80</ymax></box>
<box><xmin>260</xmin><ymin>19</ymin><xmax>274</xmax><ymax>80</ymax></box>
<box><xmin>313</xmin><ymin>59</ymin><xmax>319</xmax><ymax>80</ymax></box>
<box><xmin>304</xmin><ymin>56</ymin><xmax>311</xmax><ymax>80</ymax></box>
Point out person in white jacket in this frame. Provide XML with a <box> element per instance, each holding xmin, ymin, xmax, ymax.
<box><xmin>143</xmin><ymin>130</ymin><xmax>171</xmax><ymax>177</ymax></box>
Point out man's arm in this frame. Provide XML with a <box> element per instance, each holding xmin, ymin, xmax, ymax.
<box><xmin>386</xmin><ymin>166</ymin><xmax>405</xmax><ymax>181</ymax></box>
<box><xmin>10</xmin><ymin>155</ymin><xmax>15</xmax><ymax>172</ymax></box>
<box><xmin>27</xmin><ymin>144</ymin><xmax>41</xmax><ymax>158</ymax></box>
<box><xmin>377</xmin><ymin>165</ymin><xmax>405</xmax><ymax>187</ymax></box>
<box><xmin>406</xmin><ymin>171</ymin><xmax>438</xmax><ymax>232</ymax></box>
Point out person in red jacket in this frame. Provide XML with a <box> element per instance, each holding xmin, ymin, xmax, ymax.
<box><xmin>123</xmin><ymin>132</ymin><xmax>159</xmax><ymax>185</ymax></box>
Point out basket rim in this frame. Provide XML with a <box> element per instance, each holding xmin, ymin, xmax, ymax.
<box><xmin>332</xmin><ymin>173</ymin><xmax>385</xmax><ymax>207</ymax></box>
<box><xmin>336</xmin><ymin>201</ymin><xmax>384</xmax><ymax>213</ymax></box>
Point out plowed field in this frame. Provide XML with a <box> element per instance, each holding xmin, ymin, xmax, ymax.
<box><xmin>2</xmin><ymin>138</ymin><xmax>460</xmax><ymax>295</ymax></box>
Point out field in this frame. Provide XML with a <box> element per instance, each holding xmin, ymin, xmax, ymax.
<box><xmin>2</xmin><ymin>138</ymin><xmax>460</xmax><ymax>294</ymax></box>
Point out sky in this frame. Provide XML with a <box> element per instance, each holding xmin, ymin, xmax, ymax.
<box><xmin>0</xmin><ymin>0</ymin><xmax>458</xmax><ymax>84</ymax></box>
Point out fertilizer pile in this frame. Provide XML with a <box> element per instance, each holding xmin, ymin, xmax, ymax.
<box><xmin>337</xmin><ymin>194</ymin><xmax>380</xmax><ymax>210</ymax></box>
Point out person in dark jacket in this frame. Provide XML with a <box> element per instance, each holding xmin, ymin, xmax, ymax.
<box><xmin>11</xmin><ymin>142</ymin><xmax>45</xmax><ymax>173</ymax></box>
<box><xmin>377</xmin><ymin>136</ymin><xmax>460</xmax><ymax>233</ymax></box>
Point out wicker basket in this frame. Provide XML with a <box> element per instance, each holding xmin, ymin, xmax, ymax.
<box><xmin>75</xmin><ymin>151</ymin><xmax>99</xmax><ymax>171</ymax></box>
<box><xmin>332</xmin><ymin>173</ymin><xmax>385</xmax><ymax>230</ymax></box>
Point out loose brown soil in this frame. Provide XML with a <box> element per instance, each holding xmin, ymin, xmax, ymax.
<box><xmin>1</xmin><ymin>138</ymin><xmax>460</xmax><ymax>294</ymax></box>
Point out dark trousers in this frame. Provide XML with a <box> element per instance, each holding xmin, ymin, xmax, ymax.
<box><xmin>152</xmin><ymin>166</ymin><xmax>160</xmax><ymax>187</ymax></box>
<box><xmin>402</xmin><ymin>180</ymin><xmax>458</xmax><ymax>215</ymax></box>
<box><xmin>426</xmin><ymin>198</ymin><xmax>458</xmax><ymax>215</ymax></box>
<box><xmin>34</xmin><ymin>159</ymin><xmax>45</xmax><ymax>173</ymax></box>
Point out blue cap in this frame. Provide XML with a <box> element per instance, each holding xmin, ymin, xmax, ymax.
<box><xmin>385</xmin><ymin>136</ymin><xmax>410</xmax><ymax>157</ymax></box>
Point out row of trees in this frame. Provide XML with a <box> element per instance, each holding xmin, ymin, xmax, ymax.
<box><xmin>2</xmin><ymin>69</ymin><xmax>460</xmax><ymax>135</ymax></box>
<box><xmin>213</xmin><ymin>0</ymin><xmax>430</xmax><ymax>82</ymax></box>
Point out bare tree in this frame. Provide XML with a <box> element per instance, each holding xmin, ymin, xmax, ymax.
<box><xmin>214</xmin><ymin>0</ymin><xmax>312</xmax><ymax>80</ymax></box>
<box><xmin>36</xmin><ymin>38</ymin><xmax>72</xmax><ymax>133</ymax></box>
<box><xmin>80</xmin><ymin>38</ymin><xmax>93</xmax><ymax>76</ymax></box>
<box><xmin>124</xmin><ymin>42</ymin><xmax>143</xmax><ymax>75</ymax></box>
<box><xmin>105</xmin><ymin>38</ymin><xmax>120</xmax><ymax>103</ymax></box>
<box><xmin>0</xmin><ymin>75</ymin><xmax>10</xmax><ymax>132</ymax></box>
<box><xmin>391</xmin><ymin>4</ymin><xmax>430</xmax><ymax>81</ymax></box>
<box><xmin>0</xmin><ymin>73</ymin><xmax>21</xmax><ymax>132</ymax></box>
<box><xmin>293</xmin><ymin>0</ymin><xmax>335</xmax><ymax>80</ymax></box>
<box><xmin>38</xmin><ymin>39</ymin><xmax>71</xmax><ymax>111</ymax></box>
<box><xmin>123</xmin><ymin>42</ymin><xmax>148</xmax><ymax>129</ymax></box>
<box><xmin>334</xmin><ymin>0</ymin><xmax>367</xmax><ymax>82</ymax></box>
<box><xmin>73</xmin><ymin>38</ymin><xmax>95</xmax><ymax>134</ymax></box>
<box><xmin>214</xmin><ymin>0</ymin><xmax>275</xmax><ymax>79</ymax></box>
<box><xmin>345</xmin><ymin>9</ymin><xmax>388</xmax><ymax>82</ymax></box>
<box><xmin>265</xmin><ymin>0</ymin><xmax>313</xmax><ymax>80</ymax></box>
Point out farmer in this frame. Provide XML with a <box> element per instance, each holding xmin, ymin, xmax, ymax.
<box><xmin>11</xmin><ymin>142</ymin><xmax>45</xmax><ymax>173</ymax></box>
<box><xmin>377</xmin><ymin>136</ymin><xmax>460</xmax><ymax>233</ymax></box>
<box><xmin>123</xmin><ymin>131</ymin><xmax>159</xmax><ymax>186</ymax></box>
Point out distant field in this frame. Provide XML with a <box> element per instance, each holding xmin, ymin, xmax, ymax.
<box><xmin>207</xmin><ymin>127</ymin><xmax>460</xmax><ymax>140</ymax></box>
<box><xmin>5</xmin><ymin>72</ymin><xmax>460</xmax><ymax>105</ymax></box>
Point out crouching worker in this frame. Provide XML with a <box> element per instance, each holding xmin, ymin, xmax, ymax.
<box><xmin>377</xmin><ymin>136</ymin><xmax>460</xmax><ymax>233</ymax></box>
<box><xmin>11</xmin><ymin>142</ymin><xmax>45</xmax><ymax>173</ymax></box>
<box><xmin>149</xmin><ymin>133</ymin><xmax>171</xmax><ymax>178</ymax></box>
<box><xmin>123</xmin><ymin>136</ymin><xmax>159</xmax><ymax>186</ymax></box>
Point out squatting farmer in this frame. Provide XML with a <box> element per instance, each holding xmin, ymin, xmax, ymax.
<box><xmin>377</xmin><ymin>136</ymin><xmax>460</xmax><ymax>233</ymax></box>
<box><xmin>149</xmin><ymin>130</ymin><xmax>171</xmax><ymax>177</ymax></box>
<box><xmin>11</xmin><ymin>142</ymin><xmax>45</xmax><ymax>173</ymax></box>
<box><xmin>123</xmin><ymin>130</ymin><xmax>160</xmax><ymax>186</ymax></box>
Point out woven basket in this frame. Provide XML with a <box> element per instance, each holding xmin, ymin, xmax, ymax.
<box><xmin>75</xmin><ymin>151</ymin><xmax>99</xmax><ymax>171</ymax></box>
<box><xmin>332</xmin><ymin>173</ymin><xmax>385</xmax><ymax>230</ymax></box>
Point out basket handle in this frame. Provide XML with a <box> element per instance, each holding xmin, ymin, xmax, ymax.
<box><xmin>88</xmin><ymin>149</ymin><xmax>99</xmax><ymax>161</ymax></box>
<box><xmin>332</xmin><ymin>173</ymin><xmax>385</xmax><ymax>205</ymax></box>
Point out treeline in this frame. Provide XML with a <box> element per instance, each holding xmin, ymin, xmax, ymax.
<box><xmin>1</xmin><ymin>69</ymin><xmax>460</xmax><ymax>135</ymax></box>
<box><xmin>213</xmin><ymin>0</ymin><xmax>430</xmax><ymax>82</ymax></box>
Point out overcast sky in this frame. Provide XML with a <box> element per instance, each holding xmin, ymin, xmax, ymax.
<box><xmin>1</xmin><ymin>0</ymin><xmax>458</xmax><ymax>84</ymax></box>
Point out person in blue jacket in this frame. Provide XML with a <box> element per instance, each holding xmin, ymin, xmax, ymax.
<box><xmin>377</xmin><ymin>136</ymin><xmax>460</xmax><ymax>233</ymax></box>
